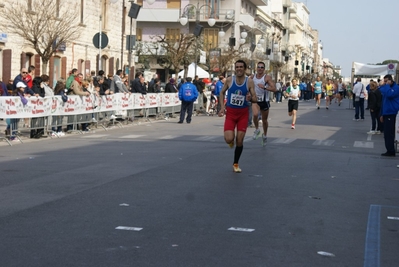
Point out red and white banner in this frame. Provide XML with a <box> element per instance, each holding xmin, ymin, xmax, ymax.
<box><xmin>0</xmin><ymin>93</ymin><xmax>180</xmax><ymax>119</ymax></box>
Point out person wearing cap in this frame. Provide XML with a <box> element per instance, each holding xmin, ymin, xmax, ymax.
<box><xmin>165</xmin><ymin>78</ymin><xmax>178</xmax><ymax>93</ymax></box>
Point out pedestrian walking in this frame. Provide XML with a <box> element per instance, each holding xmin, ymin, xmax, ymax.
<box><xmin>352</xmin><ymin>77</ymin><xmax>367</xmax><ymax>121</ymax></box>
<box><xmin>178</xmin><ymin>77</ymin><xmax>198</xmax><ymax>124</ymax></box>
<box><xmin>367</xmin><ymin>80</ymin><xmax>383</xmax><ymax>135</ymax></box>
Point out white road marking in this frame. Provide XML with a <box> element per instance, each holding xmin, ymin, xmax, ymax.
<box><xmin>271</xmin><ymin>138</ymin><xmax>296</xmax><ymax>144</ymax></box>
<box><xmin>160</xmin><ymin>135</ymin><xmax>177</xmax><ymax>140</ymax></box>
<box><xmin>81</xmin><ymin>134</ymin><xmax>108</xmax><ymax>138</ymax></box>
<box><xmin>387</xmin><ymin>216</ymin><xmax>399</xmax><ymax>220</ymax></box>
<box><xmin>195</xmin><ymin>136</ymin><xmax>218</xmax><ymax>141</ymax></box>
<box><xmin>120</xmin><ymin>135</ymin><xmax>145</xmax><ymax>139</ymax></box>
<box><xmin>244</xmin><ymin>136</ymin><xmax>253</xmax><ymax>143</ymax></box>
<box><xmin>354</xmin><ymin>141</ymin><xmax>374</xmax><ymax>148</ymax></box>
<box><xmin>228</xmin><ymin>227</ymin><xmax>255</xmax><ymax>232</ymax></box>
<box><xmin>313</xmin><ymin>140</ymin><xmax>335</xmax><ymax>146</ymax></box>
<box><xmin>317</xmin><ymin>251</ymin><xmax>335</xmax><ymax>257</ymax></box>
<box><xmin>115</xmin><ymin>226</ymin><xmax>143</xmax><ymax>231</ymax></box>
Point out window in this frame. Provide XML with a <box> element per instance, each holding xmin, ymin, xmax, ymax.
<box><xmin>167</xmin><ymin>0</ymin><xmax>180</xmax><ymax>9</ymax></box>
<box><xmin>80</xmin><ymin>0</ymin><xmax>84</xmax><ymax>24</ymax></box>
<box><xmin>136</xmin><ymin>28</ymin><xmax>142</xmax><ymax>41</ymax></box>
<box><xmin>205</xmin><ymin>0</ymin><xmax>220</xmax><ymax>19</ymax></box>
<box><xmin>166</xmin><ymin>28</ymin><xmax>180</xmax><ymax>43</ymax></box>
<box><xmin>102</xmin><ymin>0</ymin><xmax>107</xmax><ymax>30</ymax></box>
<box><xmin>56</xmin><ymin>0</ymin><xmax>60</xmax><ymax>18</ymax></box>
<box><xmin>203</xmin><ymin>28</ymin><xmax>218</xmax><ymax>50</ymax></box>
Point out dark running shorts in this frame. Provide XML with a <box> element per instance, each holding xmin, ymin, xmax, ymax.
<box><xmin>288</xmin><ymin>100</ymin><xmax>299</xmax><ymax>112</ymax></box>
<box><xmin>257</xmin><ymin>101</ymin><xmax>270</xmax><ymax>111</ymax></box>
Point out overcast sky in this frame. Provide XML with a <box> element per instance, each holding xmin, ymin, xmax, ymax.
<box><xmin>305</xmin><ymin>0</ymin><xmax>399</xmax><ymax>77</ymax></box>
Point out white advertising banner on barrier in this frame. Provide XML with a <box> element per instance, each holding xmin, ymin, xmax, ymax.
<box><xmin>0</xmin><ymin>93</ymin><xmax>181</xmax><ymax>119</ymax></box>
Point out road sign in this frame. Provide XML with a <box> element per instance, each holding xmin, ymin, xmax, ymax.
<box><xmin>92</xmin><ymin>32</ymin><xmax>109</xmax><ymax>49</ymax></box>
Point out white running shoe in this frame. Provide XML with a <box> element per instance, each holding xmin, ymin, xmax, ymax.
<box><xmin>367</xmin><ymin>130</ymin><xmax>376</xmax><ymax>135</ymax></box>
<box><xmin>253</xmin><ymin>129</ymin><xmax>261</xmax><ymax>140</ymax></box>
<box><xmin>261</xmin><ymin>134</ymin><xmax>267</xmax><ymax>146</ymax></box>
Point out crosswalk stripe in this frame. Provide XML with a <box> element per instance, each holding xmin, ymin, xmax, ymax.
<box><xmin>313</xmin><ymin>140</ymin><xmax>335</xmax><ymax>146</ymax></box>
<box><xmin>81</xmin><ymin>134</ymin><xmax>108</xmax><ymax>138</ymax></box>
<box><xmin>354</xmin><ymin>141</ymin><xmax>374</xmax><ymax>148</ymax></box>
<box><xmin>195</xmin><ymin>136</ymin><xmax>218</xmax><ymax>141</ymax></box>
<box><xmin>271</xmin><ymin>138</ymin><xmax>296</xmax><ymax>144</ymax></box>
<box><xmin>160</xmin><ymin>135</ymin><xmax>178</xmax><ymax>140</ymax></box>
<box><xmin>120</xmin><ymin>135</ymin><xmax>145</xmax><ymax>139</ymax></box>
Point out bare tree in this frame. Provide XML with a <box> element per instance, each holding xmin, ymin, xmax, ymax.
<box><xmin>1</xmin><ymin>0</ymin><xmax>82</xmax><ymax>74</ymax></box>
<box><xmin>217</xmin><ymin>45</ymin><xmax>246</xmax><ymax>75</ymax></box>
<box><xmin>151</xmin><ymin>34</ymin><xmax>196</xmax><ymax>78</ymax></box>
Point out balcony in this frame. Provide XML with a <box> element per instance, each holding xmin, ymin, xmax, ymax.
<box><xmin>282</xmin><ymin>0</ymin><xmax>292</xmax><ymax>7</ymax></box>
<box><xmin>137</xmin><ymin>7</ymin><xmax>239</xmax><ymax>27</ymax></box>
<box><xmin>238</xmin><ymin>13</ymin><xmax>255</xmax><ymax>28</ymax></box>
<box><xmin>248</xmin><ymin>0</ymin><xmax>269</xmax><ymax>6</ymax></box>
<box><xmin>289</xmin><ymin>3</ymin><xmax>297</xmax><ymax>13</ymax></box>
<box><xmin>288</xmin><ymin>24</ymin><xmax>296</xmax><ymax>34</ymax></box>
<box><xmin>137</xmin><ymin>8</ymin><xmax>180</xmax><ymax>23</ymax></box>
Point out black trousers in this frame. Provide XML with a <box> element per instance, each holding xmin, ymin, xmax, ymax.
<box><xmin>179</xmin><ymin>101</ymin><xmax>194</xmax><ymax>123</ymax></box>
<box><xmin>383</xmin><ymin>114</ymin><xmax>397</xmax><ymax>154</ymax></box>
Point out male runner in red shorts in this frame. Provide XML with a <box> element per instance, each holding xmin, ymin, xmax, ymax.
<box><xmin>218</xmin><ymin>60</ymin><xmax>257</xmax><ymax>173</ymax></box>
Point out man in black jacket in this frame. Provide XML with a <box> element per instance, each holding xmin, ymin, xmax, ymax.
<box><xmin>130</xmin><ymin>72</ymin><xmax>147</xmax><ymax>94</ymax></box>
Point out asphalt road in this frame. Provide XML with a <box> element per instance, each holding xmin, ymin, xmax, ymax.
<box><xmin>0</xmin><ymin>98</ymin><xmax>398</xmax><ymax>267</ymax></box>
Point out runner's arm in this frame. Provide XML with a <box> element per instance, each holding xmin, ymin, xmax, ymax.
<box><xmin>247</xmin><ymin>79</ymin><xmax>257</xmax><ymax>103</ymax></box>
<box><xmin>264</xmin><ymin>75</ymin><xmax>277</xmax><ymax>92</ymax></box>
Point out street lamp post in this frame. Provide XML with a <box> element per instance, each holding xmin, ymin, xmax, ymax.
<box><xmin>179</xmin><ymin>3</ymin><xmax>215</xmax><ymax>78</ymax></box>
<box><xmin>218</xmin><ymin>21</ymin><xmax>248</xmax><ymax>48</ymax></box>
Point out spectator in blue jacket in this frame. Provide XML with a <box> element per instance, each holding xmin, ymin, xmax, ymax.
<box><xmin>379</xmin><ymin>74</ymin><xmax>399</xmax><ymax>157</ymax></box>
<box><xmin>178</xmin><ymin>77</ymin><xmax>198</xmax><ymax>124</ymax></box>
<box><xmin>214</xmin><ymin>76</ymin><xmax>225</xmax><ymax>113</ymax></box>
<box><xmin>299</xmin><ymin>80</ymin><xmax>307</xmax><ymax>100</ymax></box>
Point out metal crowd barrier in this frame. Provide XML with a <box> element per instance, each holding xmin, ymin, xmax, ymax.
<box><xmin>1</xmin><ymin>93</ymin><xmax>185</xmax><ymax>145</ymax></box>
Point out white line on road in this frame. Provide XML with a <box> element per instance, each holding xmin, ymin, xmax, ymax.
<box><xmin>119</xmin><ymin>135</ymin><xmax>145</xmax><ymax>139</ymax></box>
<box><xmin>115</xmin><ymin>226</ymin><xmax>143</xmax><ymax>231</ymax></box>
<box><xmin>354</xmin><ymin>141</ymin><xmax>374</xmax><ymax>148</ymax></box>
<box><xmin>387</xmin><ymin>216</ymin><xmax>399</xmax><ymax>220</ymax></box>
<box><xmin>81</xmin><ymin>134</ymin><xmax>108</xmax><ymax>138</ymax></box>
<box><xmin>195</xmin><ymin>136</ymin><xmax>218</xmax><ymax>141</ymax></box>
<box><xmin>228</xmin><ymin>227</ymin><xmax>255</xmax><ymax>232</ymax></box>
<box><xmin>160</xmin><ymin>135</ymin><xmax>177</xmax><ymax>140</ymax></box>
<box><xmin>271</xmin><ymin>138</ymin><xmax>296</xmax><ymax>144</ymax></box>
<box><xmin>313</xmin><ymin>140</ymin><xmax>335</xmax><ymax>146</ymax></box>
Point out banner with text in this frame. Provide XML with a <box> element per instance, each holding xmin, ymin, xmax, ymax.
<box><xmin>0</xmin><ymin>93</ymin><xmax>180</xmax><ymax>119</ymax></box>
